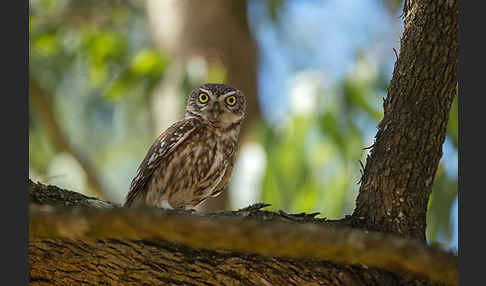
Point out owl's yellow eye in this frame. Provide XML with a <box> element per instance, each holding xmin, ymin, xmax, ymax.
<box><xmin>225</xmin><ymin>95</ymin><xmax>237</xmax><ymax>106</ymax></box>
<box><xmin>199</xmin><ymin>93</ymin><xmax>209</xmax><ymax>103</ymax></box>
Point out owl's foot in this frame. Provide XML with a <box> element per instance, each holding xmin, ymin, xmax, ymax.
<box><xmin>175</xmin><ymin>203</ymin><xmax>196</xmax><ymax>213</ymax></box>
<box><xmin>175</xmin><ymin>203</ymin><xmax>186</xmax><ymax>210</ymax></box>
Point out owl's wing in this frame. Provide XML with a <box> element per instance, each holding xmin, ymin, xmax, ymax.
<box><xmin>124</xmin><ymin>118</ymin><xmax>199</xmax><ymax>207</ymax></box>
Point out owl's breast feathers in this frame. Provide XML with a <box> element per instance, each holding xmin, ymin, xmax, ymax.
<box><xmin>124</xmin><ymin>118</ymin><xmax>238</xmax><ymax>208</ymax></box>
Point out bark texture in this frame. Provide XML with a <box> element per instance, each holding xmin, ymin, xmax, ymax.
<box><xmin>30</xmin><ymin>239</ymin><xmax>397</xmax><ymax>286</ymax></box>
<box><xmin>29</xmin><ymin>180</ymin><xmax>457</xmax><ymax>286</ymax></box>
<box><xmin>352</xmin><ymin>0</ymin><xmax>458</xmax><ymax>241</ymax></box>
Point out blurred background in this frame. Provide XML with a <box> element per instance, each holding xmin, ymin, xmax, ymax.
<box><xmin>29</xmin><ymin>0</ymin><xmax>458</xmax><ymax>250</ymax></box>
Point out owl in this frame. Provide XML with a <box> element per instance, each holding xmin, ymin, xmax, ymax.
<box><xmin>124</xmin><ymin>83</ymin><xmax>246</xmax><ymax>210</ymax></box>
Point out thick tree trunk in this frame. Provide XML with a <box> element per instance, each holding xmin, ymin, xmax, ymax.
<box><xmin>29</xmin><ymin>0</ymin><xmax>458</xmax><ymax>285</ymax></box>
<box><xmin>352</xmin><ymin>0</ymin><xmax>458</xmax><ymax>241</ymax></box>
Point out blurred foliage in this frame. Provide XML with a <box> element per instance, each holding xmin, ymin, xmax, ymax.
<box><xmin>259</xmin><ymin>55</ymin><xmax>388</xmax><ymax>219</ymax></box>
<box><xmin>29</xmin><ymin>0</ymin><xmax>457</xmax><ymax>248</ymax></box>
<box><xmin>29</xmin><ymin>0</ymin><xmax>170</xmax><ymax>200</ymax></box>
<box><xmin>427</xmin><ymin>164</ymin><xmax>458</xmax><ymax>248</ymax></box>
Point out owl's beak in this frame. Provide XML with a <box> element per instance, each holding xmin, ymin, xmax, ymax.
<box><xmin>211</xmin><ymin>103</ymin><xmax>221</xmax><ymax>119</ymax></box>
<box><xmin>212</xmin><ymin>111</ymin><xmax>220</xmax><ymax>119</ymax></box>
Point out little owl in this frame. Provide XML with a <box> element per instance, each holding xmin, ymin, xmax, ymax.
<box><xmin>124</xmin><ymin>83</ymin><xmax>246</xmax><ymax>209</ymax></box>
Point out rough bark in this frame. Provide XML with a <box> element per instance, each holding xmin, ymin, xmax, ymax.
<box><xmin>30</xmin><ymin>239</ymin><xmax>397</xmax><ymax>286</ymax></box>
<box><xmin>352</xmin><ymin>0</ymin><xmax>458</xmax><ymax>241</ymax></box>
<box><xmin>29</xmin><ymin>180</ymin><xmax>457</xmax><ymax>286</ymax></box>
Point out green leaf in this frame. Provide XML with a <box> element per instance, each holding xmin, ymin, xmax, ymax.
<box><xmin>131</xmin><ymin>50</ymin><xmax>168</xmax><ymax>76</ymax></box>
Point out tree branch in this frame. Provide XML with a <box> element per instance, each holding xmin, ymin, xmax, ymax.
<box><xmin>29</xmin><ymin>180</ymin><xmax>457</xmax><ymax>285</ymax></box>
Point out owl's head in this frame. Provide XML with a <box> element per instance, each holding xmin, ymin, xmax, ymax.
<box><xmin>185</xmin><ymin>83</ymin><xmax>246</xmax><ymax>130</ymax></box>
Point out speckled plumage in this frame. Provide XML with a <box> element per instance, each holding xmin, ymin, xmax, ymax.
<box><xmin>124</xmin><ymin>83</ymin><xmax>246</xmax><ymax>209</ymax></box>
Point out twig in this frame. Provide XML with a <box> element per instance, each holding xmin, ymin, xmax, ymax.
<box><xmin>393</xmin><ymin>48</ymin><xmax>399</xmax><ymax>61</ymax></box>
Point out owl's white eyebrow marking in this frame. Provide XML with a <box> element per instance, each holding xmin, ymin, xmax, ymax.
<box><xmin>222</xmin><ymin>91</ymin><xmax>237</xmax><ymax>97</ymax></box>
<box><xmin>199</xmin><ymin>88</ymin><xmax>212</xmax><ymax>96</ymax></box>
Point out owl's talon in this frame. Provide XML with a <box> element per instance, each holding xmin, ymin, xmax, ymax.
<box><xmin>176</xmin><ymin>204</ymin><xmax>196</xmax><ymax>213</ymax></box>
